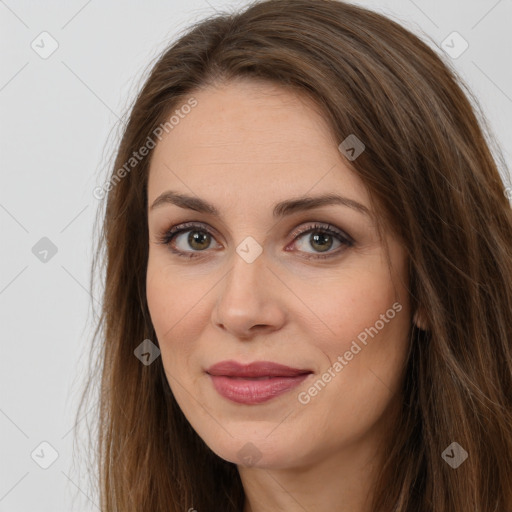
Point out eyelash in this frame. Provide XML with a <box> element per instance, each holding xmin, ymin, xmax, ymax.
<box><xmin>156</xmin><ymin>221</ymin><xmax>354</xmax><ymax>260</ymax></box>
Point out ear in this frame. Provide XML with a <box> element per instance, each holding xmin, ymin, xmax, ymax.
<box><xmin>413</xmin><ymin>306</ymin><xmax>429</xmax><ymax>331</ymax></box>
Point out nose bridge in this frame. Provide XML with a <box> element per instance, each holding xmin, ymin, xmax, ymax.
<box><xmin>222</xmin><ymin>245</ymin><xmax>267</xmax><ymax>310</ymax></box>
<box><xmin>213</xmin><ymin>242</ymin><xmax>285</xmax><ymax>336</ymax></box>
<box><xmin>224</xmin><ymin>230</ymin><xmax>267</xmax><ymax>291</ymax></box>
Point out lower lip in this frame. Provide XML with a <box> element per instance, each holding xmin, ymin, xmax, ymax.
<box><xmin>208</xmin><ymin>374</ymin><xmax>311</xmax><ymax>404</ymax></box>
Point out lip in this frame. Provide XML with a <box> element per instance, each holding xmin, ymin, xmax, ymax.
<box><xmin>206</xmin><ymin>360</ymin><xmax>313</xmax><ymax>404</ymax></box>
<box><xmin>206</xmin><ymin>360</ymin><xmax>312</xmax><ymax>378</ymax></box>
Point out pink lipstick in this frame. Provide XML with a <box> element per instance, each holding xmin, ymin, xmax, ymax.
<box><xmin>206</xmin><ymin>360</ymin><xmax>312</xmax><ymax>405</ymax></box>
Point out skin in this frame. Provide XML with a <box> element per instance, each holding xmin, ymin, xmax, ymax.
<box><xmin>146</xmin><ymin>78</ymin><xmax>418</xmax><ymax>512</ymax></box>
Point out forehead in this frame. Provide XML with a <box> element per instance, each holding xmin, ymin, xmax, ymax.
<box><xmin>147</xmin><ymin>79</ymin><xmax>370</xmax><ymax>210</ymax></box>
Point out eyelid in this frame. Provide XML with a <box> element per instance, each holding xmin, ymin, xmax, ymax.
<box><xmin>288</xmin><ymin>222</ymin><xmax>354</xmax><ymax>246</ymax></box>
<box><xmin>157</xmin><ymin>221</ymin><xmax>219</xmax><ymax>245</ymax></box>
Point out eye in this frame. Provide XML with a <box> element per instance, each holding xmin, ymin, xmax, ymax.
<box><xmin>156</xmin><ymin>222</ymin><xmax>220</xmax><ymax>258</ymax></box>
<box><xmin>287</xmin><ymin>222</ymin><xmax>353</xmax><ymax>260</ymax></box>
<box><xmin>156</xmin><ymin>221</ymin><xmax>353</xmax><ymax>260</ymax></box>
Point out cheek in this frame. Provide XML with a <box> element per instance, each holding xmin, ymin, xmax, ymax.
<box><xmin>146</xmin><ymin>256</ymin><xmax>213</xmax><ymax>373</ymax></box>
<box><xmin>292</xmin><ymin>264</ymin><xmax>409</xmax><ymax>357</ymax></box>
<box><xmin>147</xmin><ymin>251</ymin><xmax>199</xmax><ymax>331</ymax></box>
<box><xmin>146</xmin><ymin>264</ymin><xmax>178</xmax><ymax>337</ymax></box>
<box><xmin>292</xmin><ymin>263</ymin><xmax>411</xmax><ymax>411</ymax></box>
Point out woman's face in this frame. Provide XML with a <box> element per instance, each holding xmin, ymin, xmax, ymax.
<box><xmin>146</xmin><ymin>79</ymin><xmax>412</xmax><ymax>470</ymax></box>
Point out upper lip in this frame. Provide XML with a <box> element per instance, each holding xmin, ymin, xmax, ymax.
<box><xmin>206</xmin><ymin>360</ymin><xmax>313</xmax><ymax>378</ymax></box>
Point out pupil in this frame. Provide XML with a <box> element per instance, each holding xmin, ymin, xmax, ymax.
<box><xmin>311</xmin><ymin>232</ymin><xmax>332</xmax><ymax>252</ymax></box>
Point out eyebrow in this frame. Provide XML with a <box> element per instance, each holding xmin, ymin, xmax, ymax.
<box><xmin>149</xmin><ymin>190</ymin><xmax>371</xmax><ymax>218</ymax></box>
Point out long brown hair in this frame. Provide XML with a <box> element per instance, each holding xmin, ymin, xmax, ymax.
<box><xmin>77</xmin><ymin>0</ymin><xmax>512</xmax><ymax>510</ymax></box>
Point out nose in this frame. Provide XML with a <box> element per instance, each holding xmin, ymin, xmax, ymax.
<box><xmin>212</xmin><ymin>250</ymin><xmax>287</xmax><ymax>340</ymax></box>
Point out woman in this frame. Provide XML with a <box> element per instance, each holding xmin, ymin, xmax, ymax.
<box><xmin>79</xmin><ymin>0</ymin><xmax>512</xmax><ymax>510</ymax></box>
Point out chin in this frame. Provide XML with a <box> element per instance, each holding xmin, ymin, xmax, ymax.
<box><xmin>196</xmin><ymin>422</ymin><xmax>307</xmax><ymax>469</ymax></box>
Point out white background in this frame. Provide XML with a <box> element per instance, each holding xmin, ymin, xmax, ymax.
<box><xmin>1</xmin><ymin>0</ymin><xmax>511</xmax><ymax>510</ymax></box>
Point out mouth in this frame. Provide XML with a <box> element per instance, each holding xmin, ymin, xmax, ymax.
<box><xmin>206</xmin><ymin>360</ymin><xmax>313</xmax><ymax>404</ymax></box>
